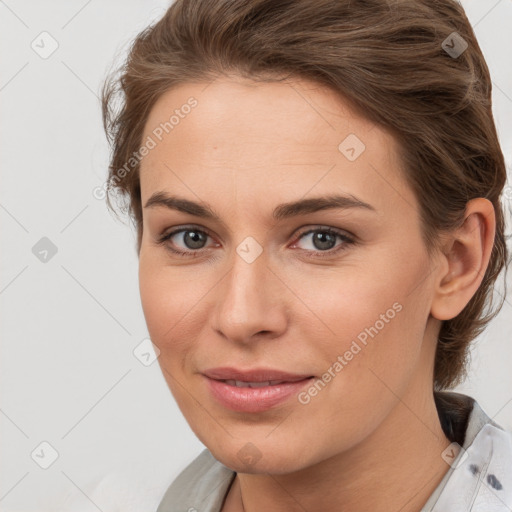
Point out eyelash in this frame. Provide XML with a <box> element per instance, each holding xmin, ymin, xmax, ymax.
<box><xmin>156</xmin><ymin>225</ymin><xmax>355</xmax><ymax>260</ymax></box>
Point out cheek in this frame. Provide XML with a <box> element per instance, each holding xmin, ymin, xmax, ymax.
<box><xmin>295</xmin><ymin>255</ymin><xmax>431</xmax><ymax>383</ymax></box>
<box><xmin>138</xmin><ymin>253</ymin><xmax>218</xmax><ymax>369</ymax></box>
<box><xmin>138</xmin><ymin>263</ymin><xmax>197</xmax><ymax>408</ymax></box>
<box><xmin>138</xmin><ymin>254</ymin><xmax>189</xmax><ymax>348</ymax></box>
<box><xmin>139</xmin><ymin>263</ymin><xmax>170</xmax><ymax>339</ymax></box>
<box><xmin>286</xmin><ymin>267</ymin><xmax>430</xmax><ymax>444</ymax></box>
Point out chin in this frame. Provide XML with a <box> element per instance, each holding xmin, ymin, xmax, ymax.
<box><xmin>204</xmin><ymin>437</ymin><xmax>317</xmax><ymax>475</ymax></box>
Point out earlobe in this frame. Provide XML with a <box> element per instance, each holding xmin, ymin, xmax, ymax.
<box><xmin>430</xmin><ymin>198</ymin><xmax>496</xmax><ymax>321</ymax></box>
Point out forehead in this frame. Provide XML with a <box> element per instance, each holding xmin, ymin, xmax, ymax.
<box><xmin>139</xmin><ymin>77</ymin><xmax>416</xmax><ymax>217</ymax></box>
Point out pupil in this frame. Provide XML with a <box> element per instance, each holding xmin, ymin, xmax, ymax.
<box><xmin>313</xmin><ymin>232</ymin><xmax>336</xmax><ymax>250</ymax></box>
<box><xmin>184</xmin><ymin>230</ymin><xmax>206</xmax><ymax>249</ymax></box>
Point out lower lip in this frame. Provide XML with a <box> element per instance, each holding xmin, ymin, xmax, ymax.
<box><xmin>204</xmin><ymin>376</ymin><xmax>314</xmax><ymax>413</ymax></box>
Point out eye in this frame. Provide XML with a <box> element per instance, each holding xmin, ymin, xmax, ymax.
<box><xmin>291</xmin><ymin>227</ymin><xmax>355</xmax><ymax>257</ymax></box>
<box><xmin>157</xmin><ymin>226</ymin><xmax>216</xmax><ymax>257</ymax></box>
<box><xmin>156</xmin><ymin>225</ymin><xmax>355</xmax><ymax>259</ymax></box>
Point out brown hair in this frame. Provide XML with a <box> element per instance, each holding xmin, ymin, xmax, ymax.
<box><xmin>101</xmin><ymin>0</ymin><xmax>509</xmax><ymax>390</ymax></box>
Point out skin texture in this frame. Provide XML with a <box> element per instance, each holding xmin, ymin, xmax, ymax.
<box><xmin>138</xmin><ymin>76</ymin><xmax>495</xmax><ymax>512</ymax></box>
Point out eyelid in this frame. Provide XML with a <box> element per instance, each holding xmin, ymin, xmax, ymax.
<box><xmin>158</xmin><ymin>224</ymin><xmax>218</xmax><ymax>247</ymax></box>
<box><xmin>291</xmin><ymin>225</ymin><xmax>355</xmax><ymax>242</ymax></box>
<box><xmin>288</xmin><ymin>226</ymin><xmax>355</xmax><ymax>253</ymax></box>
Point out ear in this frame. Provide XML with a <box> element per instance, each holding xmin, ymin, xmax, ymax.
<box><xmin>430</xmin><ymin>198</ymin><xmax>496</xmax><ymax>321</ymax></box>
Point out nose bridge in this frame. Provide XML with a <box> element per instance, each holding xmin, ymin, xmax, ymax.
<box><xmin>213</xmin><ymin>238</ymin><xmax>284</xmax><ymax>341</ymax></box>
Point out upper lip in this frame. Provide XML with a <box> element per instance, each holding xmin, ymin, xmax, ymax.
<box><xmin>203</xmin><ymin>367</ymin><xmax>313</xmax><ymax>383</ymax></box>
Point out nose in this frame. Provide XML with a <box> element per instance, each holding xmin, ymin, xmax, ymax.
<box><xmin>211</xmin><ymin>244</ymin><xmax>288</xmax><ymax>345</ymax></box>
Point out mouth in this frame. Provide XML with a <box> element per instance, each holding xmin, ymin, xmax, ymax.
<box><xmin>202</xmin><ymin>366</ymin><xmax>314</xmax><ymax>383</ymax></box>
<box><xmin>202</xmin><ymin>367</ymin><xmax>315</xmax><ymax>412</ymax></box>
<box><xmin>221</xmin><ymin>379</ymin><xmax>304</xmax><ymax>388</ymax></box>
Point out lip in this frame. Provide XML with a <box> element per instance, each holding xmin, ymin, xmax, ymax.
<box><xmin>202</xmin><ymin>367</ymin><xmax>313</xmax><ymax>382</ymax></box>
<box><xmin>202</xmin><ymin>367</ymin><xmax>315</xmax><ymax>413</ymax></box>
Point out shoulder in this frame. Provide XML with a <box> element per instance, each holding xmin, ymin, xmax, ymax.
<box><xmin>426</xmin><ymin>392</ymin><xmax>512</xmax><ymax>511</ymax></box>
<box><xmin>156</xmin><ymin>449</ymin><xmax>236</xmax><ymax>512</ymax></box>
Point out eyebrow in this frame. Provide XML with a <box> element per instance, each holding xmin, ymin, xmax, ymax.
<box><xmin>143</xmin><ymin>191</ymin><xmax>376</xmax><ymax>221</ymax></box>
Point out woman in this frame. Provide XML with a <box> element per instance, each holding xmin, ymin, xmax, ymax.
<box><xmin>101</xmin><ymin>0</ymin><xmax>512</xmax><ymax>510</ymax></box>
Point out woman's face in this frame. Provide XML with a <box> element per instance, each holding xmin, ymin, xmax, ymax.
<box><xmin>138</xmin><ymin>76</ymin><xmax>442</xmax><ymax>473</ymax></box>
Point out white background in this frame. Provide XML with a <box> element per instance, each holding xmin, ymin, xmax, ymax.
<box><xmin>1</xmin><ymin>1</ymin><xmax>511</xmax><ymax>510</ymax></box>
